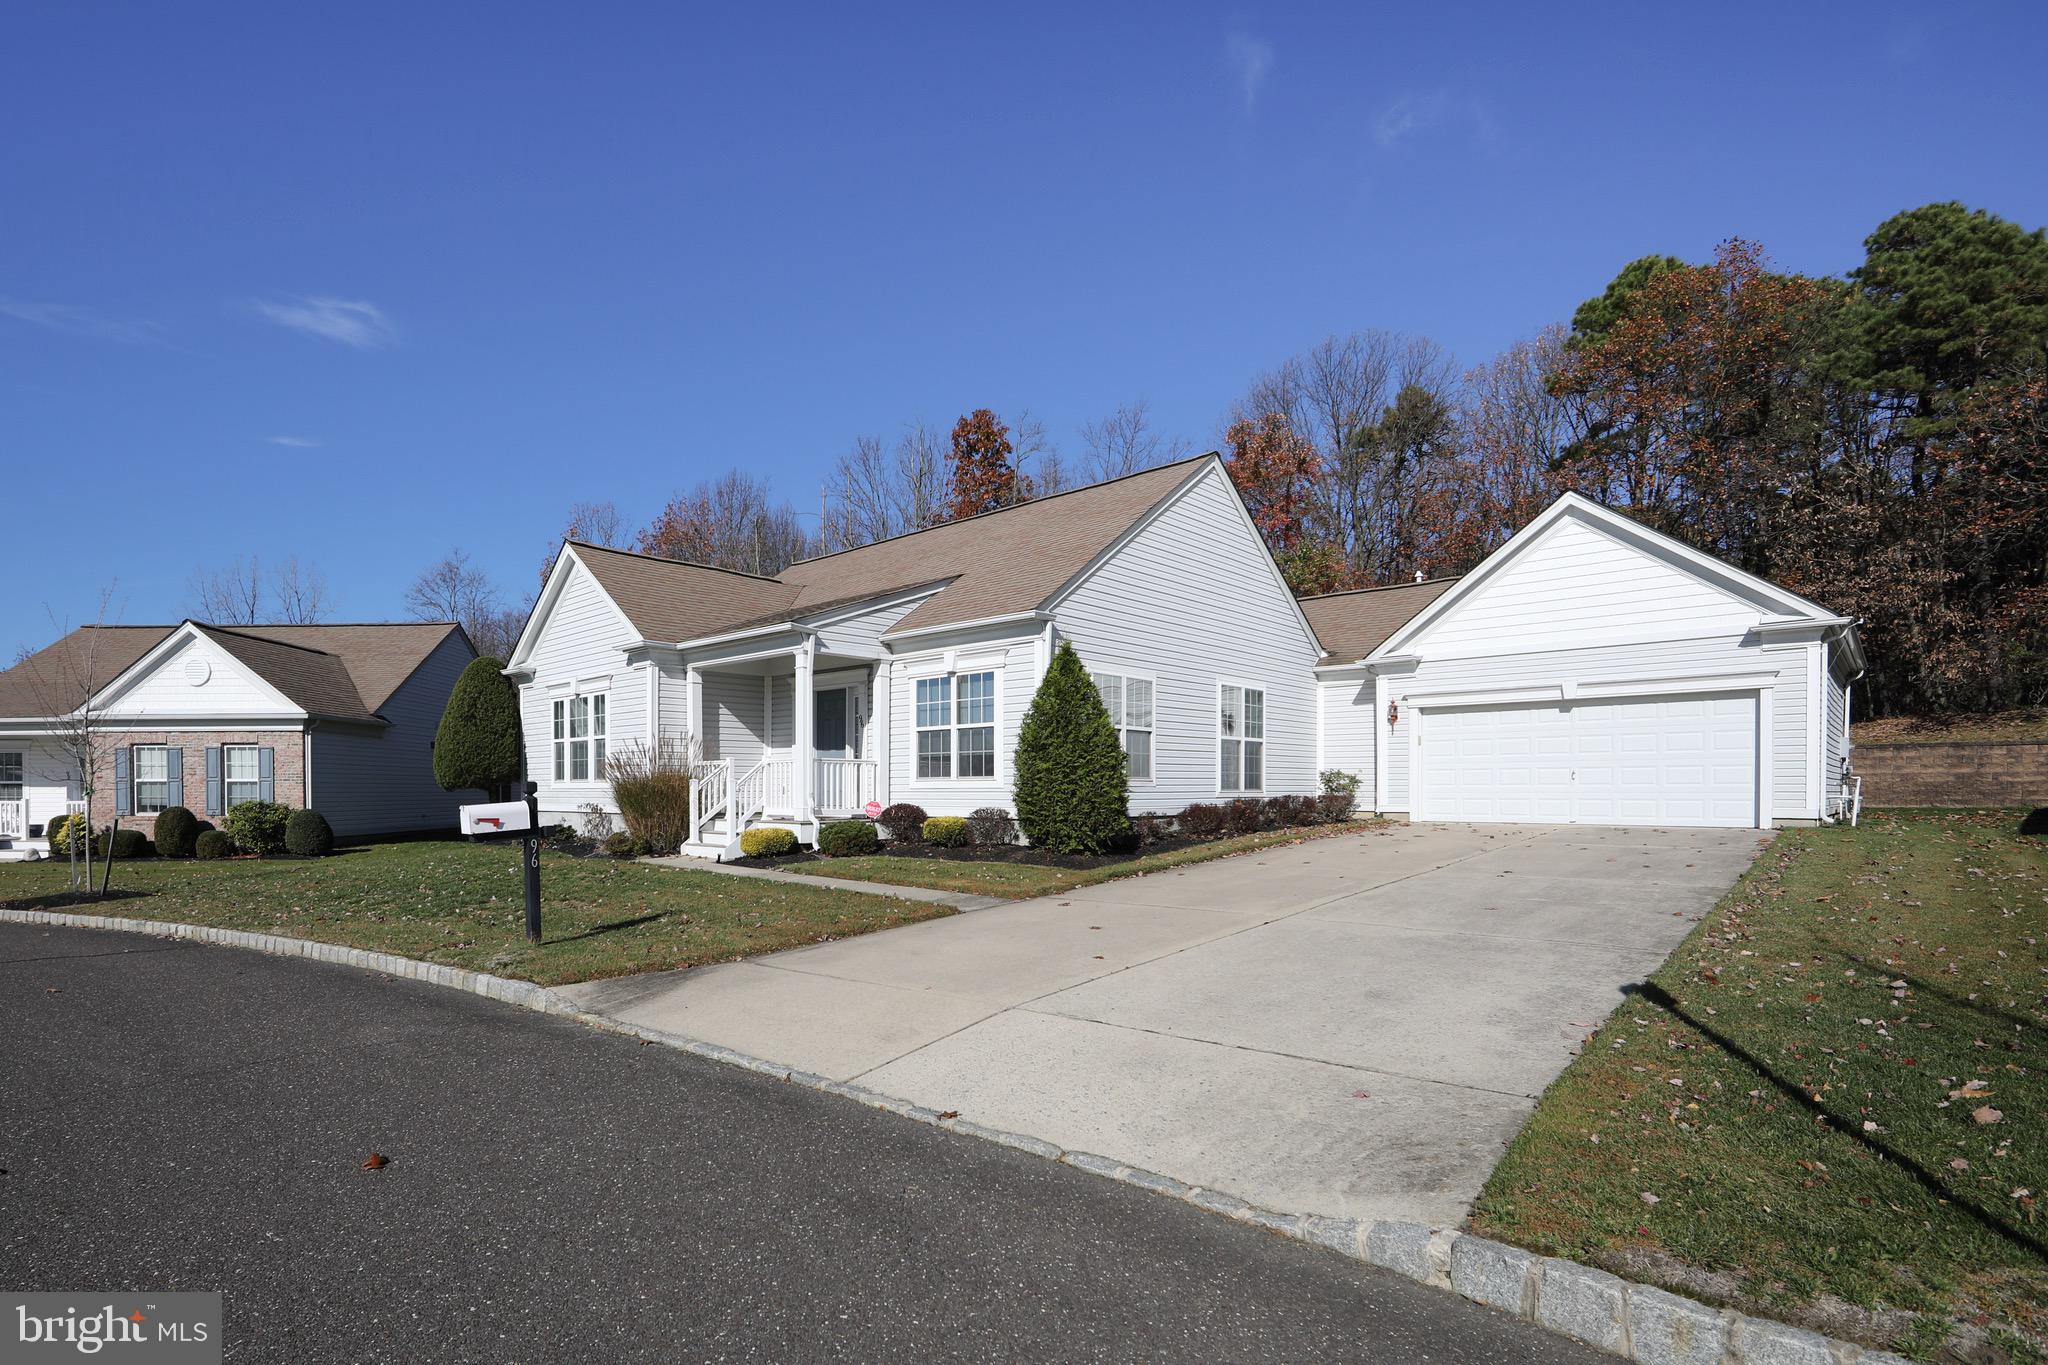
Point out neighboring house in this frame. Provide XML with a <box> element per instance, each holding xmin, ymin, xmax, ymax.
<box><xmin>1308</xmin><ymin>493</ymin><xmax>1864</xmax><ymax>829</ymax></box>
<box><xmin>0</xmin><ymin>621</ymin><xmax>476</xmax><ymax>856</ymax></box>
<box><xmin>509</xmin><ymin>457</ymin><xmax>1865</xmax><ymax>859</ymax></box>
<box><xmin>507</xmin><ymin>455</ymin><xmax>1324</xmax><ymax>857</ymax></box>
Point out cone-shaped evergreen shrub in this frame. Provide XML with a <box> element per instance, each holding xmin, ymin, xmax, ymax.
<box><xmin>434</xmin><ymin>656</ymin><xmax>523</xmax><ymax>798</ymax></box>
<box><xmin>1012</xmin><ymin>641</ymin><xmax>1130</xmax><ymax>854</ymax></box>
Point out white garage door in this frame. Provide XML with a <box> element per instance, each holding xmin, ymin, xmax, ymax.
<box><xmin>1417</xmin><ymin>692</ymin><xmax>1758</xmax><ymax>827</ymax></box>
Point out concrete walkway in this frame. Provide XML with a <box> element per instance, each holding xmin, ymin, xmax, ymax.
<box><xmin>571</xmin><ymin>822</ymin><xmax>1765</xmax><ymax>1228</ymax></box>
<box><xmin>640</xmin><ymin>852</ymin><xmax>1010</xmax><ymax>912</ymax></box>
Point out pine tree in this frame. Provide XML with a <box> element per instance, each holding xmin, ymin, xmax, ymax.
<box><xmin>1012</xmin><ymin>641</ymin><xmax>1130</xmax><ymax>854</ymax></box>
<box><xmin>434</xmin><ymin>656</ymin><xmax>524</xmax><ymax>800</ymax></box>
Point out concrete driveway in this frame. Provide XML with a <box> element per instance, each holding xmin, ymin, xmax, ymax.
<box><xmin>561</xmin><ymin>822</ymin><xmax>1766</xmax><ymax>1227</ymax></box>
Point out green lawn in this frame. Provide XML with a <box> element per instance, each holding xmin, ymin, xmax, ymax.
<box><xmin>1471</xmin><ymin>811</ymin><xmax>2046</xmax><ymax>1361</ymax></box>
<box><xmin>788</xmin><ymin>821</ymin><xmax>1382</xmax><ymax>899</ymax></box>
<box><xmin>0</xmin><ymin>841</ymin><xmax>944</xmax><ymax>987</ymax></box>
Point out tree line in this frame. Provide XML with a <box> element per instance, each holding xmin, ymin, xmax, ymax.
<box><xmin>177</xmin><ymin>200</ymin><xmax>2043</xmax><ymax>718</ymax></box>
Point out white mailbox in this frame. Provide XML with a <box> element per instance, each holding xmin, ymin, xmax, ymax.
<box><xmin>460</xmin><ymin>799</ymin><xmax>535</xmax><ymax>839</ymax></box>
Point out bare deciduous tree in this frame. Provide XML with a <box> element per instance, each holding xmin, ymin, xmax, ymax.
<box><xmin>639</xmin><ymin>472</ymin><xmax>814</xmax><ymax>575</ymax></box>
<box><xmin>1079</xmin><ymin>399</ymin><xmax>1192</xmax><ymax>480</ymax></box>
<box><xmin>820</xmin><ymin>423</ymin><xmax>953</xmax><ymax>551</ymax></box>
<box><xmin>406</xmin><ymin>549</ymin><xmax>520</xmax><ymax>659</ymax></box>
<box><xmin>15</xmin><ymin>589</ymin><xmax>125</xmax><ymax>889</ymax></box>
<box><xmin>187</xmin><ymin>555</ymin><xmax>328</xmax><ymax>624</ymax></box>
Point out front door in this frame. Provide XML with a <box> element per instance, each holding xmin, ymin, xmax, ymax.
<box><xmin>814</xmin><ymin>688</ymin><xmax>851</xmax><ymax>759</ymax></box>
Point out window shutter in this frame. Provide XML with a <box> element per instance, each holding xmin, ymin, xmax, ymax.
<box><xmin>258</xmin><ymin>747</ymin><xmax>275</xmax><ymax>803</ymax></box>
<box><xmin>114</xmin><ymin>746</ymin><xmax>132</xmax><ymax>816</ymax></box>
<box><xmin>166</xmin><ymin>748</ymin><xmax>184</xmax><ymax>809</ymax></box>
<box><xmin>204</xmin><ymin>747</ymin><xmax>222</xmax><ymax>817</ymax></box>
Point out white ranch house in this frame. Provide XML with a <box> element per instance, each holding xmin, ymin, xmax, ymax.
<box><xmin>509</xmin><ymin>455</ymin><xmax>1864</xmax><ymax>859</ymax></box>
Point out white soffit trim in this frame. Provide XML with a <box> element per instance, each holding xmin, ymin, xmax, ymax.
<box><xmin>1369</xmin><ymin>493</ymin><xmax>1840</xmax><ymax>661</ymax></box>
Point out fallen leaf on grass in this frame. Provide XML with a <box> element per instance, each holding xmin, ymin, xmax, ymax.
<box><xmin>1973</xmin><ymin>1106</ymin><xmax>2004</xmax><ymax>1125</ymax></box>
<box><xmin>1639</xmin><ymin>1192</ymin><xmax>1660</xmax><ymax>1205</ymax></box>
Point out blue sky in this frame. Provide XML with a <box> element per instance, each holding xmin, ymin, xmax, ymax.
<box><xmin>5</xmin><ymin>2</ymin><xmax>2045</xmax><ymax>655</ymax></box>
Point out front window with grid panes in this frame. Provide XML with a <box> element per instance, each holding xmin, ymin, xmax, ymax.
<box><xmin>915</xmin><ymin>670</ymin><xmax>996</xmax><ymax>779</ymax></box>
<box><xmin>1219</xmin><ymin>684</ymin><xmax>1264</xmax><ymax>793</ymax></box>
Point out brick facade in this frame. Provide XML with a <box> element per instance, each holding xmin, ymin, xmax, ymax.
<box><xmin>88</xmin><ymin>731</ymin><xmax>308</xmax><ymax>833</ymax></box>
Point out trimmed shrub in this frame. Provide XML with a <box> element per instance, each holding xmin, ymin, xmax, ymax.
<box><xmin>1224</xmin><ymin>797</ymin><xmax>1267</xmax><ymax>836</ymax></box>
<box><xmin>818</xmin><ymin>820</ymin><xmax>879</xmax><ymax>857</ymax></box>
<box><xmin>222</xmin><ymin>800</ymin><xmax>292</xmax><ymax>856</ymax></box>
<box><xmin>1132</xmin><ymin>814</ymin><xmax>1163</xmax><ymax>846</ymax></box>
<box><xmin>1178</xmin><ymin>802</ymin><xmax>1227</xmax><ymax>838</ymax></box>
<box><xmin>433</xmin><ymin>656</ymin><xmax>523</xmax><ymax>799</ymax></box>
<box><xmin>285</xmin><ymin>809</ymin><xmax>334</xmax><ymax>857</ymax></box>
<box><xmin>608</xmin><ymin>737</ymin><xmax>694</xmax><ymax>856</ymax></box>
<box><xmin>153</xmin><ymin>806</ymin><xmax>201</xmax><ymax>858</ymax></box>
<box><xmin>603</xmin><ymin>831</ymin><xmax>639</xmax><ymax>859</ymax></box>
<box><xmin>44</xmin><ymin>812</ymin><xmax>86</xmax><ymax>858</ymax></box>
<box><xmin>195</xmin><ymin>829</ymin><xmax>234</xmax><ymax>860</ymax></box>
<box><xmin>1316</xmin><ymin>792</ymin><xmax>1356</xmax><ymax>824</ymax></box>
<box><xmin>922</xmin><ymin>816</ymin><xmax>970</xmax><ymax>847</ymax></box>
<box><xmin>966</xmin><ymin>806</ymin><xmax>1015</xmax><ymax>846</ymax></box>
<box><xmin>1319</xmin><ymin>769</ymin><xmax>1362</xmax><ymax>800</ymax></box>
<box><xmin>1268</xmin><ymin>794</ymin><xmax>1320</xmax><ymax>828</ymax></box>
<box><xmin>108</xmin><ymin>828</ymin><xmax>153</xmax><ymax>859</ymax></box>
<box><xmin>1013</xmin><ymin>641</ymin><xmax>1131</xmax><ymax>855</ymax></box>
<box><xmin>878</xmin><ymin>803</ymin><xmax>928</xmax><ymax>843</ymax></box>
<box><xmin>740</xmin><ymin>826</ymin><xmax>799</xmax><ymax>858</ymax></box>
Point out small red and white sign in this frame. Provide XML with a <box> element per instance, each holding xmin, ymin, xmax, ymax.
<box><xmin>863</xmin><ymin>801</ymin><xmax>883</xmax><ymax>820</ymax></box>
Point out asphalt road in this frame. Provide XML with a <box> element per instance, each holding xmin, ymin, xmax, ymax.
<box><xmin>0</xmin><ymin>923</ymin><xmax>1602</xmax><ymax>1363</ymax></box>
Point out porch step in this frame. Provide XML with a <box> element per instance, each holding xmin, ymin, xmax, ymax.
<box><xmin>678</xmin><ymin>839</ymin><xmax>743</xmax><ymax>862</ymax></box>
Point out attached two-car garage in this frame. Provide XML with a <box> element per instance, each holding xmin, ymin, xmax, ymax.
<box><xmin>1414</xmin><ymin>692</ymin><xmax>1760</xmax><ymax>829</ymax></box>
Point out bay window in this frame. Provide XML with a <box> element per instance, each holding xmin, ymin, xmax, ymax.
<box><xmin>1219</xmin><ymin>683</ymin><xmax>1265</xmax><ymax>793</ymax></box>
<box><xmin>1092</xmin><ymin>672</ymin><xmax>1155</xmax><ymax>781</ymax></box>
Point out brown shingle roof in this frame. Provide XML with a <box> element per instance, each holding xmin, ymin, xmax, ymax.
<box><xmin>564</xmin><ymin>456</ymin><xmax>1216</xmax><ymax>646</ymax></box>
<box><xmin>1299</xmin><ymin>578</ymin><xmax>1461</xmax><ymax>667</ymax></box>
<box><xmin>780</xmin><ymin>456</ymin><xmax>1211</xmax><ymax>637</ymax></box>
<box><xmin>0</xmin><ymin>621</ymin><xmax>469</xmax><ymax>723</ymax></box>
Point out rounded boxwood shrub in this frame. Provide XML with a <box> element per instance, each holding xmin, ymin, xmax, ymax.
<box><xmin>221</xmin><ymin>800</ymin><xmax>292</xmax><ymax>857</ymax></box>
<box><xmin>1177</xmin><ymin>803</ymin><xmax>1227</xmax><ymax>838</ymax></box>
<box><xmin>740</xmin><ymin>826</ymin><xmax>799</xmax><ymax>858</ymax></box>
<box><xmin>877</xmin><ymin>803</ymin><xmax>928</xmax><ymax>843</ymax></box>
<box><xmin>922</xmin><ymin>816</ymin><xmax>970</xmax><ymax>847</ymax></box>
<box><xmin>108</xmin><ymin>828</ymin><xmax>153</xmax><ymax>859</ymax></box>
<box><xmin>153</xmin><ymin>806</ymin><xmax>201</xmax><ymax>858</ymax></box>
<box><xmin>603</xmin><ymin>831</ymin><xmax>639</xmax><ymax>859</ymax></box>
<box><xmin>44</xmin><ymin>812</ymin><xmax>85</xmax><ymax>857</ymax></box>
<box><xmin>194</xmin><ymin>829</ymin><xmax>235</xmax><ymax>860</ymax></box>
<box><xmin>1013</xmin><ymin>641</ymin><xmax>1130</xmax><ymax>854</ymax></box>
<box><xmin>1316</xmin><ymin>792</ymin><xmax>1356</xmax><ymax>824</ymax></box>
<box><xmin>817</xmin><ymin>820</ymin><xmax>879</xmax><ymax>857</ymax></box>
<box><xmin>285</xmin><ymin>809</ymin><xmax>334</xmax><ymax>857</ymax></box>
<box><xmin>966</xmin><ymin>807</ymin><xmax>1015</xmax><ymax>846</ymax></box>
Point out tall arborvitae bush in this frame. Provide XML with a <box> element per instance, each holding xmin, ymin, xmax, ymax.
<box><xmin>1012</xmin><ymin>641</ymin><xmax>1130</xmax><ymax>854</ymax></box>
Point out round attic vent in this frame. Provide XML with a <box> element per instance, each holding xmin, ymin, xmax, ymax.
<box><xmin>185</xmin><ymin>656</ymin><xmax>211</xmax><ymax>687</ymax></box>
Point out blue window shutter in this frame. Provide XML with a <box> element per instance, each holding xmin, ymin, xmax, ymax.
<box><xmin>166</xmin><ymin>748</ymin><xmax>184</xmax><ymax>810</ymax></box>
<box><xmin>114</xmin><ymin>746</ymin><xmax>132</xmax><ymax>816</ymax></box>
<box><xmin>204</xmin><ymin>747</ymin><xmax>222</xmax><ymax>817</ymax></box>
<box><xmin>258</xmin><ymin>747</ymin><xmax>275</xmax><ymax>803</ymax></box>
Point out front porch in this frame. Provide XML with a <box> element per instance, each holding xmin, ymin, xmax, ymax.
<box><xmin>679</xmin><ymin>641</ymin><xmax>886</xmax><ymax>860</ymax></box>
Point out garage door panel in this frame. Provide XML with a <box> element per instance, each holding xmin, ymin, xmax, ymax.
<box><xmin>1419</xmin><ymin>692</ymin><xmax>1757</xmax><ymax>828</ymax></box>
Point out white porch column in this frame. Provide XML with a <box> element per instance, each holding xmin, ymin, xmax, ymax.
<box><xmin>685</xmin><ymin>664</ymin><xmax>702</xmax><ymax>759</ymax></box>
<box><xmin>794</xmin><ymin>639</ymin><xmax>815</xmax><ymax>827</ymax></box>
<box><xmin>873</xmin><ymin>657</ymin><xmax>893</xmax><ymax>808</ymax></box>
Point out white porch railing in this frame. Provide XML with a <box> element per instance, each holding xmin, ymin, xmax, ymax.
<box><xmin>815</xmin><ymin>759</ymin><xmax>878</xmax><ymax>815</ymax></box>
<box><xmin>740</xmin><ymin>755</ymin><xmax>796</xmax><ymax>820</ymax></box>
<box><xmin>690</xmin><ymin>759</ymin><xmax>733</xmax><ymax>847</ymax></box>
<box><xmin>0</xmin><ymin>800</ymin><xmax>26</xmax><ymax>841</ymax></box>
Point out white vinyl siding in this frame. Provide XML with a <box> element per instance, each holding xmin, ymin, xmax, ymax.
<box><xmin>1317</xmin><ymin>676</ymin><xmax>1375</xmax><ymax>797</ymax></box>
<box><xmin>309</xmin><ymin>631</ymin><xmax>479</xmax><ymax>837</ymax></box>
<box><xmin>518</xmin><ymin>558</ymin><xmax>646</xmax><ymax>814</ymax></box>
<box><xmin>886</xmin><ymin>633</ymin><xmax>1031</xmax><ymax>817</ymax></box>
<box><xmin>99</xmin><ymin>635</ymin><xmax>300</xmax><ymax>719</ymax></box>
<box><xmin>1055</xmin><ymin>465</ymin><xmax>1322</xmax><ymax>813</ymax></box>
<box><xmin>1824</xmin><ymin>653</ymin><xmax>1851</xmax><ymax>811</ymax></box>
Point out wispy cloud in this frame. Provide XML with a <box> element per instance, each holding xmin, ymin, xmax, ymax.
<box><xmin>0</xmin><ymin>297</ymin><xmax>165</xmax><ymax>344</ymax></box>
<box><xmin>1371</xmin><ymin>91</ymin><xmax>1497</xmax><ymax>151</ymax></box>
<box><xmin>266</xmin><ymin>435</ymin><xmax>322</xmax><ymax>448</ymax></box>
<box><xmin>253</xmin><ymin>296</ymin><xmax>396</xmax><ymax>349</ymax></box>
<box><xmin>1224</xmin><ymin>30</ymin><xmax>1274</xmax><ymax>114</ymax></box>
